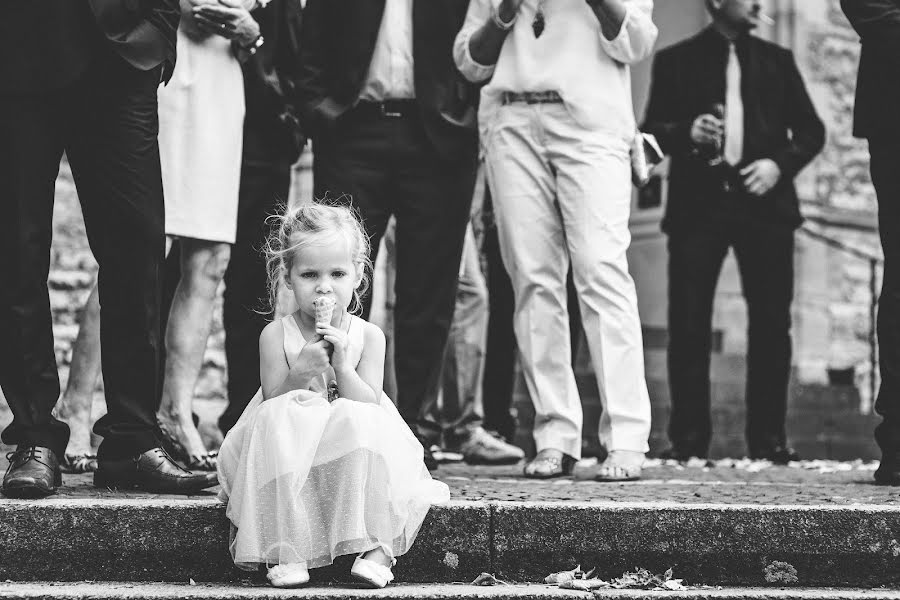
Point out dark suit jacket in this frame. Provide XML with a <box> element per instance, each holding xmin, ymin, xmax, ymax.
<box><xmin>88</xmin><ymin>0</ymin><xmax>181</xmax><ymax>75</ymax></box>
<box><xmin>0</xmin><ymin>0</ymin><xmax>179</xmax><ymax>94</ymax></box>
<box><xmin>841</xmin><ymin>0</ymin><xmax>900</xmax><ymax>139</ymax></box>
<box><xmin>241</xmin><ymin>0</ymin><xmax>306</xmax><ymax>168</ymax></box>
<box><xmin>643</xmin><ymin>27</ymin><xmax>825</xmax><ymax>233</ymax></box>
<box><xmin>295</xmin><ymin>0</ymin><xmax>478</xmax><ymax>161</ymax></box>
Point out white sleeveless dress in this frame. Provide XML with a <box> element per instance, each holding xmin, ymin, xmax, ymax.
<box><xmin>157</xmin><ymin>1</ymin><xmax>259</xmax><ymax>244</ymax></box>
<box><xmin>217</xmin><ymin>315</ymin><xmax>450</xmax><ymax>570</ymax></box>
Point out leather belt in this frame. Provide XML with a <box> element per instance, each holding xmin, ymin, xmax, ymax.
<box><xmin>355</xmin><ymin>99</ymin><xmax>418</xmax><ymax>118</ymax></box>
<box><xmin>500</xmin><ymin>90</ymin><xmax>563</xmax><ymax>105</ymax></box>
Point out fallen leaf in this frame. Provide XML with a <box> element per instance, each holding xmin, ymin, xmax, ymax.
<box><xmin>471</xmin><ymin>572</ymin><xmax>507</xmax><ymax>586</ymax></box>
<box><xmin>661</xmin><ymin>579</ymin><xmax>687</xmax><ymax>591</ymax></box>
<box><xmin>545</xmin><ymin>564</ymin><xmax>582</xmax><ymax>584</ymax></box>
<box><xmin>560</xmin><ymin>578</ymin><xmax>611</xmax><ymax>590</ymax></box>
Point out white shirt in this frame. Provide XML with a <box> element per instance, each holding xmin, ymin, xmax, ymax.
<box><xmin>454</xmin><ymin>0</ymin><xmax>657</xmax><ymax>137</ymax></box>
<box><xmin>360</xmin><ymin>0</ymin><xmax>416</xmax><ymax>101</ymax></box>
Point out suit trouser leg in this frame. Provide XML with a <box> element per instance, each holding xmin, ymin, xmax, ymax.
<box><xmin>666</xmin><ymin>229</ymin><xmax>730</xmax><ymax>455</ymax></box>
<box><xmin>546</xmin><ymin>106</ymin><xmax>651</xmax><ymax>454</ymax></box>
<box><xmin>481</xmin><ymin>188</ymin><xmax>518</xmax><ymax>440</ymax></box>
<box><xmin>67</xmin><ymin>55</ymin><xmax>165</xmax><ymax>459</ymax></box>
<box><xmin>0</xmin><ymin>89</ymin><xmax>70</xmax><ymax>458</ymax></box>
<box><xmin>868</xmin><ymin>139</ymin><xmax>900</xmax><ymax>463</ymax></box>
<box><xmin>430</xmin><ymin>223</ymin><xmax>488</xmax><ymax>444</ymax></box>
<box><xmin>485</xmin><ymin>103</ymin><xmax>583</xmax><ymax>458</ymax></box>
<box><xmin>313</xmin><ymin>111</ymin><xmax>474</xmax><ymax>436</ymax></box>
<box><xmin>220</xmin><ymin>162</ymin><xmax>291</xmax><ymax>434</ymax></box>
<box><xmin>392</xmin><ymin>132</ymin><xmax>475</xmax><ymax>436</ymax></box>
<box><xmin>732</xmin><ymin>224</ymin><xmax>794</xmax><ymax>453</ymax></box>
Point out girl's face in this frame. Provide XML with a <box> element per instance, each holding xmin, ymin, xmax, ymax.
<box><xmin>286</xmin><ymin>238</ymin><xmax>362</xmax><ymax>325</ymax></box>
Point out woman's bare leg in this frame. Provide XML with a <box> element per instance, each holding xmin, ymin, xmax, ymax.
<box><xmin>54</xmin><ymin>283</ymin><xmax>101</xmax><ymax>458</ymax></box>
<box><xmin>157</xmin><ymin>238</ymin><xmax>231</xmax><ymax>462</ymax></box>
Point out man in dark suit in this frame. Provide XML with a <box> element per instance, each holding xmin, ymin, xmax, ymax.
<box><xmin>643</xmin><ymin>0</ymin><xmax>825</xmax><ymax>463</ymax></box>
<box><xmin>296</xmin><ymin>0</ymin><xmax>481</xmax><ymax>469</ymax></box>
<box><xmin>0</xmin><ymin>0</ymin><xmax>217</xmax><ymax>497</ymax></box>
<box><xmin>842</xmin><ymin>0</ymin><xmax>900</xmax><ymax>485</ymax></box>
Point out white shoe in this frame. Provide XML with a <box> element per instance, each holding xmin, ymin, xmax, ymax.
<box><xmin>267</xmin><ymin>563</ymin><xmax>310</xmax><ymax>588</ymax></box>
<box><xmin>350</xmin><ymin>554</ymin><xmax>395</xmax><ymax>589</ymax></box>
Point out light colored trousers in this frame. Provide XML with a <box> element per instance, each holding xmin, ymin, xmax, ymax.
<box><xmin>483</xmin><ymin>102</ymin><xmax>651</xmax><ymax>458</ymax></box>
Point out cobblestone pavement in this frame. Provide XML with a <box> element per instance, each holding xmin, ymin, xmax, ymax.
<box><xmin>3</xmin><ymin>458</ymin><xmax>896</xmax><ymax>506</ymax></box>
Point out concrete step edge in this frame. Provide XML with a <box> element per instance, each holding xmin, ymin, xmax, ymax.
<box><xmin>1</xmin><ymin>583</ymin><xmax>899</xmax><ymax>600</ymax></box>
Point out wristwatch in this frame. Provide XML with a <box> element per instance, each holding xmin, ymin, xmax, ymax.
<box><xmin>240</xmin><ymin>34</ymin><xmax>265</xmax><ymax>56</ymax></box>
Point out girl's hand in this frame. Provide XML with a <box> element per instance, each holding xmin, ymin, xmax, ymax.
<box><xmin>294</xmin><ymin>338</ymin><xmax>331</xmax><ymax>382</ymax></box>
<box><xmin>316</xmin><ymin>324</ymin><xmax>350</xmax><ymax>372</ymax></box>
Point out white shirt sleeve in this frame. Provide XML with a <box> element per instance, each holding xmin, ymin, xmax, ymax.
<box><xmin>597</xmin><ymin>0</ymin><xmax>658</xmax><ymax>65</ymax></box>
<box><xmin>453</xmin><ymin>0</ymin><xmax>497</xmax><ymax>83</ymax></box>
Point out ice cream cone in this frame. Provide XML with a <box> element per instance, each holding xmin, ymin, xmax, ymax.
<box><xmin>314</xmin><ymin>296</ymin><xmax>336</xmax><ymax>326</ymax></box>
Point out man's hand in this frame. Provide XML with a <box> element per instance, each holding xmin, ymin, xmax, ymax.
<box><xmin>193</xmin><ymin>0</ymin><xmax>260</xmax><ymax>46</ymax></box>
<box><xmin>740</xmin><ymin>159</ymin><xmax>782</xmax><ymax>196</ymax></box>
<box><xmin>690</xmin><ymin>113</ymin><xmax>724</xmax><ymax>148</ymax></box>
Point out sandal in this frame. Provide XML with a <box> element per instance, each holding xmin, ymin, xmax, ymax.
<box><xmin>61</xmin><ymin>453</ymin><xmax>98</xmax><ymax>474</ymax></box>
<box><xmin>523</xmin><ymin>449</ymin><xmax>577</xmax><ymax>479</ymax></box>
<box><xmin>594</xmin><ymin>450</ymin><xmax>644</xmax><ymax>482</ymax></box>
<box><xmin>186</xmin><ymin>451</ymin><xmax>218</xmax><ymax>472</ymax></box>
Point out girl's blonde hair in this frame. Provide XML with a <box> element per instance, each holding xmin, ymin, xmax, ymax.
<box><xmin>264</xmin><ymin>201</ymin><xmax>372</xmax><ymax>316</ymax></box>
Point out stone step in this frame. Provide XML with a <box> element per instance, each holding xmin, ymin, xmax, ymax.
<box><xmin>1</xmin><ymin>583</ymin><xmax>899</xmax><ymax>600</ymax></box>
<box><xmin>2</xmin><ymin>497</ymin><xmax>899</xmax><ymax>588</ymax></box>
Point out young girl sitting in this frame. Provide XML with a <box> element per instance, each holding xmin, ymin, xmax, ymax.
<box><xmin>217</xmin><ymin>203</ymin><xmax>450</xmax><ymax>589</ymax></box>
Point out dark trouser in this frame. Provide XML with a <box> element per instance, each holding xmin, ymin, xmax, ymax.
<box><xmin>312</xmin><ymin>105</ymin><xmax>476</xmax><ymax>437</ymax></box>
<box><xmin>481</xmin><ymin>187</ymin><xmax>582</xmax><ymax>441</ymax></box>
<box><xmin>869</xmin><ymin>138</ymin><xmax>900</xmax><ymax>465</ymax></box>
<box><xmin>667</xmin><ymin>220</ymin><xmax>794</xmax><ymax>456</ymax></box>
<box><xmin>160</xmin><ymin>162</ymin><xmax>291</xmax><ymax>435</ymax></box>
<box><xmin>0</xmin><ymin>50</ymin><xmax>165</xmax><ymax>460</ymax></box>
<box><xmin>220</xmin><ymin>162</ymin><xmax>291</xmax><ymax>433</ymax></box>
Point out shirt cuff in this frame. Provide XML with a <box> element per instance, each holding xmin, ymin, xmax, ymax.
<box><xmin>455</xmin><ymin>28</ymin><xmax>496</xmax><ymax>83</ymax></box>
<box><xmin>597</xmin><ymin>4</ymin><xmax>657</xmax><ymax>65</ymax></box>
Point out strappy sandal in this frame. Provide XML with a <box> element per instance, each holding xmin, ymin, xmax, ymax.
<box><xmin>61</xmin><ymin>453</ymin><xmax>98</xmax><ymax>474</ymax></box>
<box><xmin>523</xmin><ymin>449</ymin><xmax>577</xmax><ymax>479</ymax></box>
<box><xmin>594</xmin><ymin>450</ymin><xmax>644</xmax><ymax>482</ymax></box>
<box><xmin>157</xmin><ymin>418</ymin><xmax>216</xmax><ymax>470</ymax></box>
<box><xmin>186</xmin><ymin>451</ymin><xmax>218</xmax><ymax>472</ymax></box>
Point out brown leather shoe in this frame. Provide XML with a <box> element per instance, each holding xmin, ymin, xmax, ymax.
<box><xmin>94</xmin><ymin>447</ymin><xmax>218</xmax><ymax>494</ymax></box>
<box><xmin>2</xmin><ymin>446</ymin><xmax>61</xmax><ymax>499</ymax></box>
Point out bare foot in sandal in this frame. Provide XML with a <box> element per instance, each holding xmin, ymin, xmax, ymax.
<box><xmin>595</xmin><ymin>450</ymin><xmax>644</xmax><ymax>482</ymax></box>
<box><xmin>523</xmin><ymin>448</ymin><xmax>577</xmax><ymax>479</ymax></box>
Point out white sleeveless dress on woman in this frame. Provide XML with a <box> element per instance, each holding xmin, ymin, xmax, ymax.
<box><xmin>157</xmin><ymin>1</ymin><xmax>260</xmax><ymax>244</ymax></box>
<box><xmin>217</xmin><ymin>314</ymin><xmax>450</xmax><ymax>570</ymax></box>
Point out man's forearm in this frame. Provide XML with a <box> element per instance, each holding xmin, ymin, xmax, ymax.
<box><xmin>468</xmin><ymin>1</ymin><xmax>518</xmax><ymax>67</ymax></box>
<box><xmin>588</xmin><ymin>0</ymin><xmax>627</xmax><ymax>40</ymax></box>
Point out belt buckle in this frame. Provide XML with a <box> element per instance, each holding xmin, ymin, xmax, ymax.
<box><xmin>381</xmin><ymin>103</ymin><xmax>402</xmax><ymax>118</ymax></box>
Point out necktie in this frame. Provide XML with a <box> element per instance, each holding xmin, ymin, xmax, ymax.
<box><xmin>724</xmin><ymin>43</ymin><xmax>744</xmax><ymax>166</ymax></box>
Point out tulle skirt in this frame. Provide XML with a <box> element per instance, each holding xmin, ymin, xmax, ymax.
<box><xmin>217</xmin><ymin>389</ymin><xmax>450</xmax><ymax>570</ymax></box>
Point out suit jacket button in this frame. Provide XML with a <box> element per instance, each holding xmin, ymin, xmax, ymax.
<box><xmin>125</xmin><ymin>0</ymin><xmax>140</xmax><ymax>11</ymax></box>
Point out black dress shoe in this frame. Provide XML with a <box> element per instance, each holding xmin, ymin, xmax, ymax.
<box><xmin>750</xmin><ymin>446</ymin><xmax>800</xmax><ymax>465</ymax></box>
<box><xmin>2</xmin><ymin>446</ymin><xmax>61</xmax><ymax>499</ymax></box>
<box><xmin>94</xmin><ymin>447</ymin><xmax>218</xmax><ymax>494</ymax></box>
<box><xmin>874</xmin><ymin>462</ymin><xmax>900</xmax><ymax>486</ymax></box>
